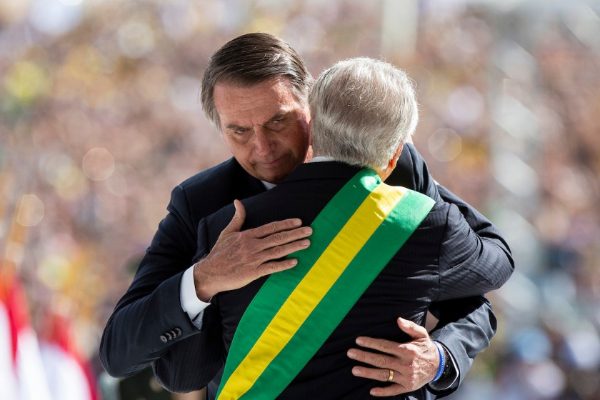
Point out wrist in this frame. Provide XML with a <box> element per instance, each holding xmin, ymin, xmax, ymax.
<box><xmin>432</xmin><ymin>341</ymin><xmax>446</xmax><ymax>382</ymax></box>
<box><xmin>193</xmin><ymin>260</ymin><xmax>216</xmax><ymax>302</ymax></box>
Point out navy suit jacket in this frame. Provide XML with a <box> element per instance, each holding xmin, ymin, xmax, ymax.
<box><xmin>191</xmin><ymin>161</ymin><xmax>511</xmax><ymax>399</ymax></box>
<box><xmin>99</xmin><ymin>144</ymin><xmax>513</xmax><ymax>398</ymax></box>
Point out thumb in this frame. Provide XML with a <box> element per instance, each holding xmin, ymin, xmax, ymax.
<box><xmin>222</xmin><ymin>199</ymin><xmax>246</xmax><ymax>234</ymax></box>
<box><xmin>397</xmin><ymin>317</ymin><xmax>428</xmax><ymax>340</ymax></box>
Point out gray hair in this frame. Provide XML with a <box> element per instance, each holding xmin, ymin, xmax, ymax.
<box><xmin>309</xmin><ymin>57</ymin><xmax>418</xmax><ymax>170</ymax></box>
<box><xmin>201</xmin><ymin>33</ymin><xmax>313</xmax><ymax>129</ymax></box>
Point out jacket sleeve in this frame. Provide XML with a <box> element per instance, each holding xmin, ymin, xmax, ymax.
<box><xmin>402</xmin><ymin>143</ymin><xmax>514</xmax><ymax>290</ymax></box>
<box><xmin>99</xmin><ymin>185</ymin><xmax>205</xmax><ymax>378</ymax></box>
<box><xmin>152</xmin><ymin>217</ymin><xmax>226</xmax><ymax>392</ymax></box>
<box><xmin>397</xmin><ymin>144</ymin><xmax>513</xmax><ymax>397</ymax></box>
<box><xmin>426</xmin><ymin>297</ymin><xmax>496</xmax><ymax>397</ymax></box>
<box><xmin>437</xmin><ymin>202</ymin><xmax>513</xmax><ymax>298</ymax></box>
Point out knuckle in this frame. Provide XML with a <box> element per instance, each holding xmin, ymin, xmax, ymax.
<box><xmin>282</xmin><ymin>242</ymin><xmax>299</xmax><ymax>254</ymax></box>
<box><xmin>406</xmin><ymin>346</ymin><xmax>418</xmax><ymax>357</ymax></box>
<box><xmin>233</xmin><ymin>232</ymin><xmax>245</xmax><ymax>243</ymax></box>
<box><xmin>269</xmin><ymin>222</ymin><xmax>282</xmax><ymax>234</ymax></box>
<box><xmin>272</xmin><ymin>231</ymin><xmax>286</xmax><ymax>242</ymax></box>
<box><xmin>266</xmin><ymin>246</ymin><xmax>280</xmax><ymax>259</ymax></box>
<box><xmin>236</xmin><ymin>242</ymin><xmax>248</xmax><ymax>257</ymax></box>
<box><xmin>384</xmin><ymin>343</ymin><xmax>396</xmax><ymax>354</ymax></box>
<box><xmin>273</xmin><ymin>261</ymin><xmax>289</xmax><ymax>272</ymax></box>
<box><xmin>284</xmin><ymin>241</ymin><xmax>298</xmax><ymax>251</ymax></box>
<box><xmin>259</xmin><ymin>264</ymin><xmax>273</xmax><ymax>275</ymax></box>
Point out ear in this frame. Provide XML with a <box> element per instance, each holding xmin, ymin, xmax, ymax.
<box><xmin>387</xmin><ymin>143</ymin><xmax>404</xmax><ymax>172</ymax></box>
<box><xmin>379</xmin><ymin>143</ymin><xmax>404</xmax><ymax>181</ymax></box>
<box><xmin>303</xmin><ymin>120</ymin><xmax>314</xmax><ymax>162</ymax></box>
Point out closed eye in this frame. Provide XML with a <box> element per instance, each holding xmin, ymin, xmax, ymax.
<box><xmin>228</xmin><ymin>126</ymin><xmax>250</xmax><ymax>136</ymax></box>
<box><xmin>264</xmin><ymin>115</ymin><xmax>288</xmax><ymax>131</ymax></box>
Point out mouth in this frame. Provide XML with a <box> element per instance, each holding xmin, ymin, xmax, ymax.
<box><xmin>261</xmin><ymin>156</ymin><xmax>285</xmax><ymax>168</ymax></box>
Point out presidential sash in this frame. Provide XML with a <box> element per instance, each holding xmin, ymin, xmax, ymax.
<box><xmin>216</xmin><ymin>169</ymin><xmax>435</xmax><ymax>400</ymax></box>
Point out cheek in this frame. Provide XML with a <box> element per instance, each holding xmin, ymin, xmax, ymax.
<box><xmin>283</xmin><ymin>126</ymin><xmax>308</xmax><ymax>153</ymax></box>
<box><xmin>224</xmin><ymin>139</ymin><xmax>250</xmax><ymax>161</ymax></box>
<box><xmin>291</xmin><ymin>132</ymin><xmax>310</xmax><ymax>155</ymax></box>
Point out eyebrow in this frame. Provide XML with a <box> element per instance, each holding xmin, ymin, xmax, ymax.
<box><xmin>225</xmin><ymin>123</ymin><xmax>249</xmax><ymax>131</ymax></box>
<box><xmin>224</xmin><ymin>112</ymin><xmax>289</xmax><ymax>131</ymax></box>
<box><xmin>266</xmin><ymin>112</ymin><xmax>287</xmax><ymax>122</ymax></box>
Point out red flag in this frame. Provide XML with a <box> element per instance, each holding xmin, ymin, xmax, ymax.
<box><xmin>1</xmin><ymin>274</ymin><xmax>52</xmax><ymax>400</ymax></box>
<box><xmin>0</xmin><ymin>281</ymin><xmax>19</xmax><ymax>399</ymax></box>
<box><xmin>40</xmin><ymin>312</ymin><xmax>99</xmax><ymax>400</ymax></box>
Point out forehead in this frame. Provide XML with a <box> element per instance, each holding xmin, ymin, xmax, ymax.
<box><xmin>213</xmin><ymin>78</ymin><xmax>304</xmax><ymax>126</ymax></box>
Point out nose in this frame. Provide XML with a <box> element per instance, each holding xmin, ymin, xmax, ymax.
<box><xmin>253</xmin><ymin>127</ymin><xmax>274</xmax><ymax>156</ymax></box>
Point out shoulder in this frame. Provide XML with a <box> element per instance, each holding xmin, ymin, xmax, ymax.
<box><xmin>177</xmin><ymin>158</ymin><xmax>240</xmax><ymax>193</ymax></box>
<box><xmin>411</xmin><ymin>198</ymin><xmax>452</xmax><ymax>236</ymax></box>
<box><xmin>421</xmin><ymin>201</ymin><xmax>473</xmax><ymax>248</ymax></box>
<box><xmin>166</xmin><ymin>158</ymin><xmax>253</xmax><ymax>226</ymax></box>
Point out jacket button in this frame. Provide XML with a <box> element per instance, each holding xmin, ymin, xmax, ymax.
<box><xmin>160</xmin><ymin>335</ymin><xmax>167</xmax><ymax>343</ymax></box>
<box><xmin>165</xmin><ymin>332</ymin><xmax>173</xmax><ymax>340</ymax></box>
<box><xmin>174</xmin><ymin>327</ymin><xmax>182</xmax><ymax>336</ymax></box>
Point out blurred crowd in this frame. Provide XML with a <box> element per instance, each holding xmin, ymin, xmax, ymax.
<box><xmin>1</xmin><ymin>0</ymin><xmax>598</xmax><ymax>399</ymax></box>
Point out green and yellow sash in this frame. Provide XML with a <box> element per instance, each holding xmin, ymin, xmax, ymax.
<box><xmin>216</xmin><ymin>169</ymin><xmax>435</xmax><ymax>400</ymax></box>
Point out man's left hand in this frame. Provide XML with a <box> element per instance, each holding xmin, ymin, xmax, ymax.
<box><xmin>347</xmin><ymin>317</ymin><xmax>439</xmax><ymax>397</ymax></box>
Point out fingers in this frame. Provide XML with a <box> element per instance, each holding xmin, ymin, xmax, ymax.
<box><xmin>351</xmin><ymin>367</ymin><xmax>410</xmax><ymax>397</ymax></box>
<box><xmin>207</xmin><ymin>207</ymin><xmax>312</xmax><ymax>294</ymax></box>
<box><xmin>259</xmin><ymin>238</ymin><xmax>311</xmax><ymax>262</ymax></box>
<box><xmin>351</xmin><ymin>366</ymin><xmax>394</xmax><ymax>383</ymax></box>
<box><xmin>370</xmin><ymin>383</ymin><xmax>409</xmax><ymax>397</ymax></box>
<box><xmin>255</xmin><ymin>227</ymin><xmax>313</xmax><ymax>252</ymax></box>
<box><xmin>397</xmin><ymin>317</ymin><xmax>428</xmax><ymax>340</ymax></box>
<box><xmin>354</xmin><ymin>336</ymin><xmax>402</xmax><ymax>357</ymax></box>
<box><xmin>221</xmin><ymin>199</ymin><xmax>246</xmax><ymax>234</ymax></box>
<box><xmin>348</xmin><ymin>321</ymin><xmax>436</xmax><ymax>395</ymax></box>
<box><xmin>347</xmin><ymin>348</ymin><xmax>398</xmax><ymax>370</ymax></box>
<box><xmin>258</xmin><ymin>259</ymin><xmax>299</xmax><ymax>277</ymax></box>
<box><xmin>249</xmin><ymin>218</ymin><xmax>303</xmax><ymax>238</ymax></box>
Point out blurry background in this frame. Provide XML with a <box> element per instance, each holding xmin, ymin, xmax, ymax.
<box><xmin>1</xmin><ymin>0</ymin><xmax>599</xmax><ymax>399</ymax></box>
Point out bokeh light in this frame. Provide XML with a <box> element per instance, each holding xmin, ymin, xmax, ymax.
<box><xmin>16</xmin><ymin>194</ymin><xmax>45</xmax><ymax>227</ymax></box>
<box><xmin>82</xmin><ymin>147</ymin><xmax>115</xmax><ymax>182</ymax></box>
<box><xmin>1</xmin><ymin>1</ymin><xmax>599</xmax><ymax>399</ymax></box>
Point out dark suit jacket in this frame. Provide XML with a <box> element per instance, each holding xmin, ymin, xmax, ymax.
<box><xmin>99</xmin><ymin>144</ymin><xmax>513</xmax><ymax>398</ymax></box>
<box><xmin>192</xmin><ymin>161</ymin><xmax>510</xmax><ymax>399</ymax></box>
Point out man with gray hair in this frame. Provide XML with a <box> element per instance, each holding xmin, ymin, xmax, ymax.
<box><xmin>182</xmin><ymin>57</ymin><xmax>511</xmax><ymax>399</ymax></box>
<box><xmin>309</xmin><ymin>57</ymin><xmax>418</xmax><ymax>173</ymax></box>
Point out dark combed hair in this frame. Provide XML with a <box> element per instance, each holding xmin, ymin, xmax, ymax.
<box><xmin>201</xmin><ymin>32</ymin><xmax>313</xmax><ymax>128</ymax></box>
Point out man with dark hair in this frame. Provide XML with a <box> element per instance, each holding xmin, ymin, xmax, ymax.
<box><xmin>100</xmin><ymin>33</ymin><xmax>513</xmax><ymax>399</ymax></box>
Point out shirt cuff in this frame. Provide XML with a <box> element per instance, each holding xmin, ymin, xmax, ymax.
<box><xmin>428</xmin><ymin>341</ymin><xmax>459</xmax><ymax>391</ymax></box>
<box><xmin>180</xmin><ymin>265</ymin><xmax>211</xmax><ymax>330</ymax></box>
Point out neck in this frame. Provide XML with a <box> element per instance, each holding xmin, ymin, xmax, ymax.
<box><xmin>376</xmin><ymin>167</ymin><xmax>391</xmax><ymax>181</ymax></box>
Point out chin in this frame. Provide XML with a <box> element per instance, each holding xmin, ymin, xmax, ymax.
<box><xmin>261</xmin><ymin>174</ymin><xmax>283</xmax><ymax>184</ymax></box>
<box><xmin>256</xmin><ymin>167</ymin><xmax>287</xmax><ymax>183</ymax></box>
<box><xmin>260</xmin><ymin>170</ymin><xmax>288</xmax><ymax>184</ymax></box>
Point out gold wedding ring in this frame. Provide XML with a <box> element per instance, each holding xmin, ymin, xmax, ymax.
<box><xmin>387</xmin><ymin>369</ymin><xmax>394</xmax><ymax>382</ymax></box>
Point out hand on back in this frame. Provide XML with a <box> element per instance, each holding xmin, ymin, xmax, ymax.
<box><xmin>193</xmin><ymin>200</ymin><xmax>312</xmax><ymax>301</ymax></box>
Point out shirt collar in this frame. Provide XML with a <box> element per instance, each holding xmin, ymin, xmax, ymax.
<box><xmin>261</xmin><ymin>156</ymin><xmax>339</xmax><ymax>189</ymax></box>
<box><xmin>308</xmin><ymin>155</ymin><xmax>336</xmax><ymax>163</ymax></box>
<box><xmin>261</xmin><ymin>180</ymin><xmax>276</xmax><ymax>190</ymax></box>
